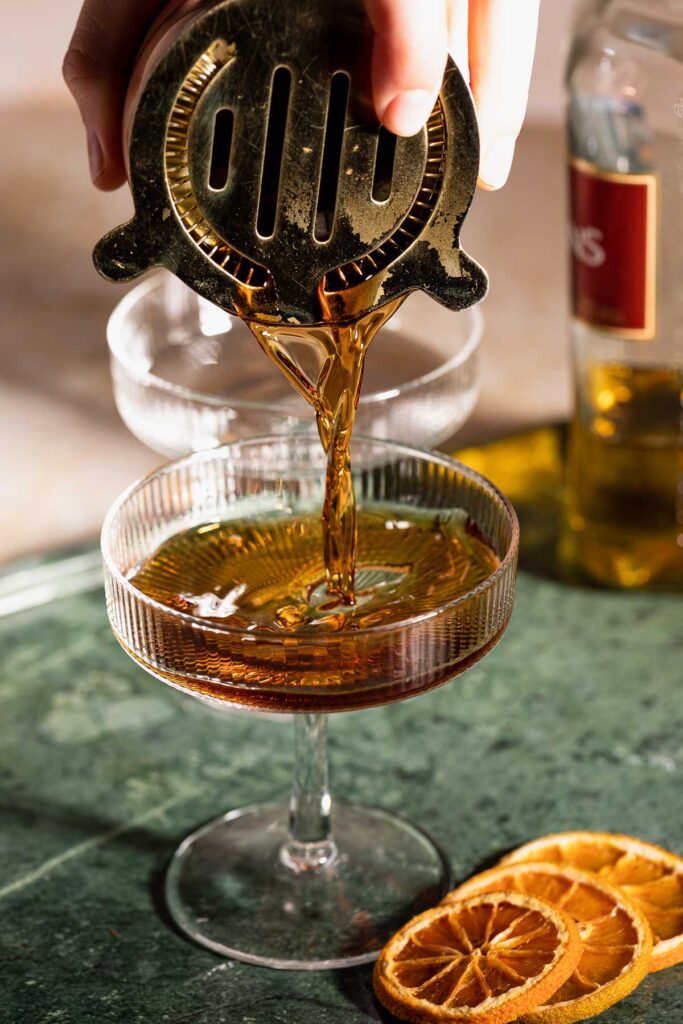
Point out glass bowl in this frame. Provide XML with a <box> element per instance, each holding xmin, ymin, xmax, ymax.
<box><xmin>107</xmin><ymin>272</ymin><xmax>482</xmax><ymax>457</ymax></box>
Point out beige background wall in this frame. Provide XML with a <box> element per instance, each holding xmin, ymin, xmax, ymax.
<box><xmin>1</xmin><ymin>0</ymin><xmax>572</xmax><ymax>121</ymax></box>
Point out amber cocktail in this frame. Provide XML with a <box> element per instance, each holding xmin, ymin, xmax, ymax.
<box><xmin>102</xmin><ymin>435</ymin><xmax>518</xmax><ymax>969</ymax></box>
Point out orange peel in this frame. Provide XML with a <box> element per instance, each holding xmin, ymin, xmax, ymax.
<box><xmin>444</xmin><ymin>860</ymin><xmax>652</xmax><ymax>1023</ymax></box>
<box><xmin>502</xmin><ymin>831</ymin><xmax>683</xmax><ymax>972</ymax></box>
<box><xmin>373</xmin><ymin>891</ymin><xmax>582</xmax><ymax>1024</ymax></box>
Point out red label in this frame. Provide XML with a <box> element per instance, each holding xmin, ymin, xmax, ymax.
<box><xmin>569</xmin><ymin>159</ymin><xmax>657</xmax><ymax>340</ymax></box>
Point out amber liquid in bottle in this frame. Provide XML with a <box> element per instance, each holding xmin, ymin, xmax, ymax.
<box><xmin>566</xmin><ymin>2</ymin><xmax>683</xmax><ymax>591</ymax></box>
<box><xmin>563</xmin><ymin>364</ymin><xmax>683</xmax><ymax>589</ymax></box>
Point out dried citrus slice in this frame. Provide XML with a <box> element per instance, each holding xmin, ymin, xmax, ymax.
<box><xmin>373</xmin><ymin>891</ymin><xmax>582</xmax><ymax>1024</ymax></box>
<box><xmin>502</xmin><ymin>832</ymin><xmax>683</xmax><ymax>971</ymax></box>
<box><xmin>443</xmin><ymin>861</ymin><xmax>652</xmax><ymax>1023</ymax></box>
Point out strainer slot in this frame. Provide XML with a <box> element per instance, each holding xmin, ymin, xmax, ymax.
<box><xmin>372</xmin><ymin>128</ymin><xmax>398</xmax><ymax>203</ymax></box>
<box><xmin>209</xmin><ymin>109</ymin><xmax>234</xmax><ymax>191</ymax></box>
<box><xmin>314</xmin><ymin>71</ymin><xmax>351</xmax><ymax>243</ymax></box>
<box><xmin>257</xmin><ymin>66</ymin><xmax>293</xmax><ymax>239</ymax></box>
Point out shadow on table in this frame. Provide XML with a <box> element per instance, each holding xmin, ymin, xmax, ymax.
<box><xmin>334</xmin><ymin>843</ymin><xmax>520</xmax><ymax>1022</ymax></box>
<box><xmin>2</xmin><ymin>797</ymin><xmax>182</xmax><ymax>925</ymax></box>
<box><xmin>2</xmin><ymin>798</ymin><xmax>177</xmax><ymax>858</ymax></box>
<box><xmin>336</xmin><ymin>964</ymin><xmax>389</xmax><ymax>1022</ymax></box>
<box><xmin>454</xmin><ymin>423</ymin><xmax>589</xmax><ymax>585</ymax></box>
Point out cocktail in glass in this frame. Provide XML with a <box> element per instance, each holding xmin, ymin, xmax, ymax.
<box><xmin>102</xmin><ymin>435</ymin><xmax>518</xmax><ymax>969</ymax></box>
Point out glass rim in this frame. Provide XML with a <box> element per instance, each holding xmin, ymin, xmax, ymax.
<box><xmin>101</xmin><ymin>434</ymin><xmax>519</xmax><ymax>640</ymax></box>
<box><xmin>106</xmin><ymin>273</ymin><xmax>484</xmax><ymax>411</ymax></box>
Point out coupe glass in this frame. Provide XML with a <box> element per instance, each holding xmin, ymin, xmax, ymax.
<box><xmin>102</xmin><ymin>436</ymin><xmax>518</xmax><ymax>969</ymax></box>
<box><xmin>107</xmin><ymin>273</ymin><xmax>482</xmax><ymax>457</ymax></box>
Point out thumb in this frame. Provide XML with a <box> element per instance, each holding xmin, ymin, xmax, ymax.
<box><xmin>365</xmin><ymin>0</ymin><xmax>449</xmax><ymax>136</ymax></box>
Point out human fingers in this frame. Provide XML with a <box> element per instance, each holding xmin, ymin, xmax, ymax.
<box><xmin>468</xmin><ymin>0</ymin><xmax>540</xmax><ymax>189</ymax></box>
<box><xmin>365</xmin><ymin>0</ymin><xmax>449</xmax><ymax>136</ymax></box>
<box><xmin>63</xmin><ymin>0</ymin><xmax>167</xmax><ymax>189</ymax></box>
<box><xmin>446</xmin><ymin>0</ymin><xmax>470</xmax><ymax>84</ymax></box>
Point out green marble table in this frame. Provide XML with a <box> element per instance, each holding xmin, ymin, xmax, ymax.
<box><xmin>1</xmin><ymin>459</ymin><xmax>682</xmax><ymax>1023</ymax></box>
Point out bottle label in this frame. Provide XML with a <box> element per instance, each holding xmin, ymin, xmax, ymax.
<box><xmin>569</xmin><ymin>158</ymin><xmax>658</xmax><ymax>340</ymax></box>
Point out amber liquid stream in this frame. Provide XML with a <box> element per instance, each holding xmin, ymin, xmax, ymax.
<box><xmin>247</xmin><ymin>300</ymin><xmax>403</xmax><ymax>602</ymax></box>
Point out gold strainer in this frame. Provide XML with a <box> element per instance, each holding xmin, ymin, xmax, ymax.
<box><xmin>94</xmin><ymin>0</ymin><xmax>487</xmax><ymax>325</ymax></box>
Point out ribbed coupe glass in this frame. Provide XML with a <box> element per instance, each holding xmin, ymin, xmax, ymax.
<box><xmin>102</xmin><ymin>436</ymin><xmax>518</xmax><ymax>969</ymax></box>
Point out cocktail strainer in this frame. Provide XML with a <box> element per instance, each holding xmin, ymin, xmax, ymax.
<box><xmin>94</xmin><ymin>0</ymin><xmax>487</xmax><ymax>324</ymax></box>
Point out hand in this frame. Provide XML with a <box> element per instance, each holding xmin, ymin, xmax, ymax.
<box><xmin>365</xmin><ymin>0</ymin><xmax>540</xmax><ymax>190</ymax></box>
<box><xmin>63</xmin><ymin>0</ymin><xmax>539</xmax><ymax>192</ymax></box>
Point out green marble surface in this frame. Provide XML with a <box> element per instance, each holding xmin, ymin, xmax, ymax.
<box><xmin>1</xmin><ymin>553</ymin><xmax>682</xmax><ymax>1023</ymax></box>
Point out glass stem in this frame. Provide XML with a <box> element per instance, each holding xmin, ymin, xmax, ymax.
<box><xmin>280</xmin><ymin>713</ymin><xmax>337</xmax><ymax>873</ymax></box>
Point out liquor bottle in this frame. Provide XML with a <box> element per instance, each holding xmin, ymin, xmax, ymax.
<box><xmin>563</xmin><ymin>0</ymin><xmax>683</xmax><ymax>590</ymax></box>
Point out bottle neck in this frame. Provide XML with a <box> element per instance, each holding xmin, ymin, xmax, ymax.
<box><xmin>598</xmin><ymin>0</ymin><xmax>683</xmax><ymax>39</ymax></box>
<box><xmin>571</xmin><ymin>0</ymin><xmax>683</xmax><ymax>71</ymax></box>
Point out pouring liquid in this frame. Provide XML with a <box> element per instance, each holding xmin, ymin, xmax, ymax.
<box><xmin>131</xmin><ymin>299</ymin><xmax>501</xmax><ymax>647</ymax></box>
<box><xmin>247</xmin><ymin>299</ymin><xmax>404</xmax><ymax>603</ymax></box>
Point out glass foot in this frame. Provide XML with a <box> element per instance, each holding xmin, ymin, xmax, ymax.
<box><xmin>165</xmin><ymin>799</ymin><xmax>451</xmax><ymax>970</ymax></box>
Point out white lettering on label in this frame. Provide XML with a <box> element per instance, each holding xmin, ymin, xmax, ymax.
<box><xmin>570</xmin><ymin>224</ymin><xmax>606</xmax><ymax>268</ymax></box>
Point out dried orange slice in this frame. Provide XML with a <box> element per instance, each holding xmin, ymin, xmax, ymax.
<box><xmin>502</xmin><ymin>832</ymin><xmax>683</xmax><ymax>971</ymax></box>
<box><xmin>443</xmin><ymin>861</ymin><xmax>652</xmax><ymax>1023</ymax></box>
<box><xmin>373</xmin><ymin>891</ymin><xmax>582</xmax><ymax>1024</ymax></box>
